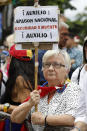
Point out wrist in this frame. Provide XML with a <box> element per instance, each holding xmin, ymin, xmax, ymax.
<box><xmin>3</xmin><ymin>103</ymin><xmax>10</xmax><ymax>112</ymax></box>
<box><xmin>28</xmin><ymin>100</ymin><xmax>34</xmax><ymax>108</ymax></box>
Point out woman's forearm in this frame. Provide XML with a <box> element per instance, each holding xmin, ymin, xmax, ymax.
<box><xmin>11</xmin><ymin>90</ymin><xmax>40</xmax><ymax>123</ymax></box>
<box><xmin>11</xmin><ymin>101</ymin><xmax>33</xmax><ymax>123</ymax></box>
<box><xmin>46</xmin><ymin>114</ymin><xmax>74</xmax><ymax>126</ymax></box>
<box><xmin>32</xmin><ymin>112</ymin><xmax>75</xmax><ymax>126</ymax></box>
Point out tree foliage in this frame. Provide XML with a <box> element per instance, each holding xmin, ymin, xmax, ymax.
<box><xmin>67</xmin><ymin>7</ymin><xmax>87</xmax><ymax>43</ymax></box>
<box><xmin>39</xmin><ymin>0</ymin><xmax>76</xmax><ymax>13</ymax></box>
<box><xmin>13</xmin><ymin>0</ymin><xmax>75</xmax><ymax>13</ymax></box>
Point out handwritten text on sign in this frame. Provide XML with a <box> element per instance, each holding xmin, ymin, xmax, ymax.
<box><xmin>14</xmin><ymin>6</ymin><xmax>59</xmax><ymax>43</ymax></box>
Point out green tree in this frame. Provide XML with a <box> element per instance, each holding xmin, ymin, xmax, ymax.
<box><xmin>67</xmin><ymin>6</ymin><xmax>87</xmax><ymax>43</ymax></box>
<box><xmin>12</xmin><ymin>0</ymin><xmax>76</xmax><ymax>13</ymax></box>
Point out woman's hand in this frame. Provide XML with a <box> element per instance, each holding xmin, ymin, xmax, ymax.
<box><xmin>31</xmin><ymin>112</ymin><xmax>45</xmax><ymax>125</ymax></box>
<box><xmin>29</xmin><ymin>90</ymin><xmax>41</xmax><ymax>107</ymax></box>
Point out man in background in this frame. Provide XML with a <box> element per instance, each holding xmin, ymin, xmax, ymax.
<box><xmin>38</xmin><ymin>21</ymin><xmax>70</xmax><ymax>85</ymax></box>
<box><xmin>66</xmin><ymin>34</ymin><xmax>83</xmax><ymax>79</ymax></box>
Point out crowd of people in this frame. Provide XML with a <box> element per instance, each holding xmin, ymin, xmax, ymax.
<box><xmin>0</xmin><ymin>8</ymin><xmax>87</xmax><ymax>131</ymax></box>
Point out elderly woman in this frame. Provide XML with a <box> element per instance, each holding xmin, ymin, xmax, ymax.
<box><xmin>11</xmin><ymin>50</ymin><xmax>80</xmax><ymax>131</ymax></box>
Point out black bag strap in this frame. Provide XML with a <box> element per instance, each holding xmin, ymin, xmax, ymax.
<box><xmin>77</xmin><ymin>65</ymin><xmax>84</xmax><ymax>84</ymax></box>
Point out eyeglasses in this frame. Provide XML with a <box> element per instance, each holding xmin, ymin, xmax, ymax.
<box><xmin>42</xmin><ymin>62</ymin><xmax>65</xmax><ymax>69</ymax></box>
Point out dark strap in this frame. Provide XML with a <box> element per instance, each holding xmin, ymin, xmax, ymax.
<box><xmin>2</xmin><ymin>79</ymin><xmax>6</xmax><ymax>86</ymax></box>
<box><xmin>77</xmin><ymin>65</ymin><xmax>84</xmax><ymax>84</ymax></box>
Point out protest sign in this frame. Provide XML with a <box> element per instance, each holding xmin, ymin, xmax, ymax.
<box><xmin>14</xmin><ymin>6</ymin><xmax>59</xmax><ymax>43</ymax></box>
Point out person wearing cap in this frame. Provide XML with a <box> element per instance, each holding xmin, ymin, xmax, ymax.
<box><xmin>0</xmin><ymin>45</ymin><xmax>35</xmax><ymax>131</ymax></box>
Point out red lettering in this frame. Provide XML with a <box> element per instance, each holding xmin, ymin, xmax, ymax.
<box><xmin>38</xmin><ymin>26</ymin><xmax>40</xmax><ymax>29</ymax></box>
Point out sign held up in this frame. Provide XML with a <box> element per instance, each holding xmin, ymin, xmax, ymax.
<box><xmin>14</xmin><ymin>6</ymin><xmax>59</xmax><ymax>43</ymax></box>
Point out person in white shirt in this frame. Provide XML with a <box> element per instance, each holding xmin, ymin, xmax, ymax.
<box><xmin>71</xmin><ymin>37</ymin><xmax>87</xmax><ymax>131</ymax></box>
<box><xmin>71</xmin><ymin>36</ymin><xmax>87</xmax><ymax>88</ymax></box>
<box><xmin>71</xmin><ymin>73</ymin><xmax>87</xmax><ymax>131</ymax></box>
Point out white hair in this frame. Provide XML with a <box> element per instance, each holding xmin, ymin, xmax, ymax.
<box><xmin>6</xmin><ymin>33</ymin><xmax>14</xmax><ymax>50</ymax></box>
<box><xmin>59</xmin><ymin>21</ymin><xmax>69</xmax><ymax>29</ymax></box>
<box><xmin>42</xmin><ymin>50</ymin><xmax>71</xmax><ymax>70</ymax></box>
<box><xmin>42</xmin><ymin>50</ymin><xmax>59</xmax><ymax>63</ymax></box>
<box><xmin>60</xmin><ymin>50</ymin><xmax>71</xmax><ymax>70</ymax></box>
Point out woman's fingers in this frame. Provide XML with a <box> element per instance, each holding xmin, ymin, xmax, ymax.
<box><xmin>29</xmin><ymin>90</ymin><xmax>40</xmax><ymax>105</ymax></box>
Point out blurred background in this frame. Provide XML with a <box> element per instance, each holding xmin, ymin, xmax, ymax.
<box><xmin>0</xmin><ymin>0</ymin><xmax>87</xmax><ymax>46</ymax></box>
